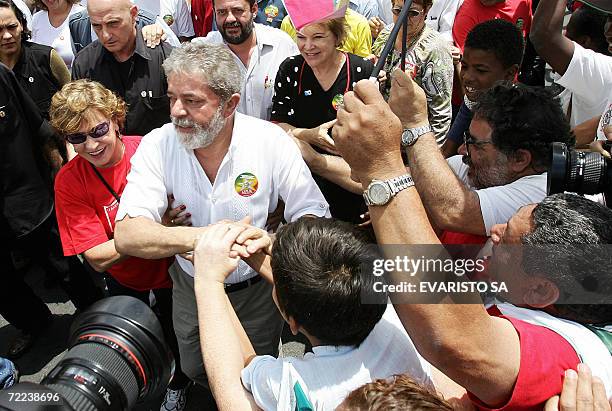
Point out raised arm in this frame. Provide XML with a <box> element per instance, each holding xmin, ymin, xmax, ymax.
<box><xmin>332</xmin><ymin>77</ymin><xmax>521</xmax><ymax>407</ymax></box>
<box><xmin>530</xmin><ymin>0</ymin><xmax>575</xmax><ymax>75</ymax></box>
<box><xmin>193</xmin><ymin>224</ymin><xmax>259</xmax><ymax>411</ymax></box>
<box><xmin>388</xmin><ymin>69</ymin><xmax>486</xmax><ymax>235</ymax></box>
<box><xmin>293</xmin><ymin>138</ymin><xmax>362</xmax><ymax>194</ymax></box>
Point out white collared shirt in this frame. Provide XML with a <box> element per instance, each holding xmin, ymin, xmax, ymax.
<box><xmin>193</xmin><ymin>23</ymin><xmax>299</xmax><ymax>120</ymax></box>
<box><xmin>160</xmin><ymin>0</ymin><xmax>196</xmax><ymax>37</ymax></box>
<box><xmin>241</xmin><ymin>306</ymin><xmax>433</xmax><ymax>410</ymax></box>
<box><xmin>116</xmin><ymin>113</ymin><xmax>329</xmax><ymax>283</ymax></box>
<box><xmin>425</xmin><ymin>0</ymin><xmax>464</xmax><ymax>43</ymax></box>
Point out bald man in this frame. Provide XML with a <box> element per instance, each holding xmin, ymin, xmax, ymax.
<box><xmin>72</xmin><ymin>0</ymin><xmax>173</xmax><ymax>135</ymax></box>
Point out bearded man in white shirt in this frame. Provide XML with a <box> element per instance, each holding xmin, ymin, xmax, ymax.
<box><xmin>114</xmin><ymin>41</ymin><xmax>329</xmax><ymax>387</ymax></box>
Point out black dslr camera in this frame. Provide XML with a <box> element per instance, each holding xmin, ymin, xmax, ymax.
<box><xmin>0</xmin><ymin>296</ymin><xmax>173</xmax><ymax>411</ymax></box>
<box><xmin>548</xmin><ymin>141</ymin><xmax>612</xmax><ymax>205</ymax></box>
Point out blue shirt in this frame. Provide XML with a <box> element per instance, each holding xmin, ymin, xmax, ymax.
<box><xmin>447</xmin><ymin>102</ymin><xmax>473</xmax><ymax>144</ymax></box>
<box><xmin>255</xmin><ymin>0</ymin><xmax>287</xmax><ymax>29</ymax></box>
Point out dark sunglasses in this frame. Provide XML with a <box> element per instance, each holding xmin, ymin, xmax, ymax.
<box><xmin>65</xmin><ymin>121</ymin><xmax>110</xmax><ymax>144</ymax></box>
<box><xmin>391</xmin><ymin>7</ymin><xmax>424</xmax><ymax>18</ymax></box>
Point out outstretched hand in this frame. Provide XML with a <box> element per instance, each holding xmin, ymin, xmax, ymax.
<box><xmin>194</xmin><ymin>223</ymin><xmax>247</xmax><ymax>284</ymax></box>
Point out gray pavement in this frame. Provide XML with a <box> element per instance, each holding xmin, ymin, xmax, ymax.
<box><xmin>1</xmin><ymin>264</ymin><xmax>304</xmax><ymax>410</ymax></box>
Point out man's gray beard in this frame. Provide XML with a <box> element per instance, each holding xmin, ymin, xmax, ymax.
<box><xmin>173</xmin><ymin>107</ymin><xmax>226</xmax><ymax>150</ymax></box>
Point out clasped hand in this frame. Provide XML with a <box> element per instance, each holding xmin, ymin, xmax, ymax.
<box><xmin>193</xmin><ymin>219</ymin><xmax>272</xmax><ymax>284</ymax></box>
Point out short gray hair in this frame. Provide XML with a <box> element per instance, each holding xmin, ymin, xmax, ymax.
<box><xmin>163</xmin><ymin>42</ymin><xmax>244</xmax><ymax>102</ymax></box>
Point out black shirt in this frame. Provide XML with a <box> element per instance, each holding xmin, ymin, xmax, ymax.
<box><xmin>0</xmin><ymin>63</ymin><xmax>54</xmax><ymax>239</ymax></box>
<box><xmin>72</xmin><ymin>28</ymin><xmax>173</xmax><ymax>136</ymax></box>
<box><xmin>271</xmin><ymin>53</ymin><xmax>373</xmax><ymax>223</ymax></box>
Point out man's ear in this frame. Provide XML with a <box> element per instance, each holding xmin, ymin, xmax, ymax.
<box><xmin>251</xmin><ymin>2</ymin><xmax>258</xmax><ymax>15</ymax></box>
<box><xmin>287</xmin><ymin>316</ymin><xmax>300</xmax><ymax>336</ymax></box>
<box><xmin>522</xmin><ymin>276</ymin><xmax>560</xmax><ymax>308</ymax></box>
<box><xmin>130</xmin><ymin>5</ymin><xmax>139</xmax><ymax>18</ymax></box>
<box><xmin>509</xmin><ymin>148</ymin><xmax>532</xmax><ymax>173</ymax></box>
<box><xmin>222</xmin><ymin>93</ymin><xmax>241</xmax><ymax>118</ymax></box>
<box><xmin>503</xmin><ymin>64</ymin><xmax>519</xmax><ymax>81</ymax></box>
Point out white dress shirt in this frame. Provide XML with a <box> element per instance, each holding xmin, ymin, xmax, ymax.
<box><xmin>116</xmin><ymin>113</ymin><xmax>330</xmax><ymax>283</ymax></box>
<box><xmin>193</xmin><ymin>23</ymin><xmax>299</xmax><ymax>120</ymax></box>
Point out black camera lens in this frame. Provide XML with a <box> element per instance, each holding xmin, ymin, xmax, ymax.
<box><xmin>548</xmin><ymin>142</ymin><xmax>611</xmax><ymax>196</ymax></box>
<box><xmin>41</xmin><ymin>296</ymin><xmax>174</xmax><ymax>411</ymax></box>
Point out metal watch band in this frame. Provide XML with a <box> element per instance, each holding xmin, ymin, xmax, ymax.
<box><xmin>388</xmin><ymin>174</ymin><xmax>415</xmax><ymax>195</ymax></box>
<box><xmin>401</xmin><ymin>124</ymin><xmax>432</xmax><ymax>147</ymax></box>
<box><xmin>362</xmin><ymin>173</ymin><xmax>415</xmax><ymax>206</ymax></box>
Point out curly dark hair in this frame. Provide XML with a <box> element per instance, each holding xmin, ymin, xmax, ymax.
<box><xmin>0</xmin><ymin>0</ymin><xmax>31</xmax><ymax>41</ymax></box>
<box><xmin>473</xmin><ymin>82</ymin><xmax>575</xmax><ymax>171</ymax></box>
<box><xmin>465</xmin><ymin>18</ymin><xmax>525</xmax><ymax>68</ymax></box>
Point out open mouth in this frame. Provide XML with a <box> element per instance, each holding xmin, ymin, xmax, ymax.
<box><xmin>88</xmin><ymin>147</ymin><xmax>105</xmax><ymax>157</ymax></box>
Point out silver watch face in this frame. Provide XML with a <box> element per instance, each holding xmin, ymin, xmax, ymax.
<box><xmin>401</xmin><ymin>129</ymin><xmax>416</xmax><ymax>146</ymax></box>
<box><xmin>368</xmin><ymin>182</ymin><xmax>391</xmax><ymax>205</ymax></box>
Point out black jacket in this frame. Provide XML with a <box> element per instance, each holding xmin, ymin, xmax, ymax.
<box><xmin>0</xmin><ymin>64</ymin><xmax>55</xmax><ymax>239</ymax></box>
<box><xmin>72</xmin><ymin>28</ymin><xmax>172</xmax><ymax>136</ymax></box>
<box><xmin>13</xmin><ymin>42</ymin><xmax>62</xmax><ymax>119</ymax></box>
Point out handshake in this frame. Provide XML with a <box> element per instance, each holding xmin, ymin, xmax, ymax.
<box><xmin>191</xmin><ymin>217</ymin><xmax>273</xmax><ymax>285</ymax></box>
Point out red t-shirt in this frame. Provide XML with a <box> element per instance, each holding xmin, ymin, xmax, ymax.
<box><xmin>451</xmin><ymin>0</ymin><xmax>532</xmax><ymax>105</ymax></box>
<box><xmin>452</xmin><ymin>0</ymin><xmax>533</xmax><ymax>52</ymax></box>
<box><xmin>467</xmin><ymin>306</ymin><xmax>581</xmax><ymax>411</ymax></box>
<box><xmin>54</xmin><ymin>136</ymin><xmax>172</xmax><ymax>291</ymax></box>
<box><xmin>439</xmin><ymin>230</ymin><xmax>488</xmax><ymax>245</ymax></box>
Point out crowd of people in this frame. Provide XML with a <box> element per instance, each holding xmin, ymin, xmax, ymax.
<box><xmin>0</xmin><ymin>0</ymin><xmax>611</xmax><ymax>409</ymax></box>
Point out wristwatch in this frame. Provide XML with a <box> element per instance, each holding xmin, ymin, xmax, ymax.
<box><xmin>401</xmin><ymin>124</ymin><xmax>432</xmax><ymax>147</ymax></box>
<box><xmin>363</xmin><ymin>174</ymin><xmax>415</xmax><ymax>206</ymax></box>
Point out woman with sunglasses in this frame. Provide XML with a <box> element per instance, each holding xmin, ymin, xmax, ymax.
<box><xmin>372</xmin><ymin>0</ymin><xmax>453</xmax><ymax>146</ymax></box>
<box><xmin>0</xmin><ymin>0</ymin><xmax>70</xmax><ymax>118</ymax></box>
<box><xmin>271</xmin><ymin>17</ymin><xmax>373</xmax><ymax>224</ymax></box>
<box><xmin>49</xmin><ymin>79</ymin><xmax>192</xmax><ymax>408</ymax></box>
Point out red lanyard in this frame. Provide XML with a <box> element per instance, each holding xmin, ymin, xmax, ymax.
<box><xmin>298</xmin><ymin>53</ymin><xmax>351</xmax><ymax>95</ymax></box>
